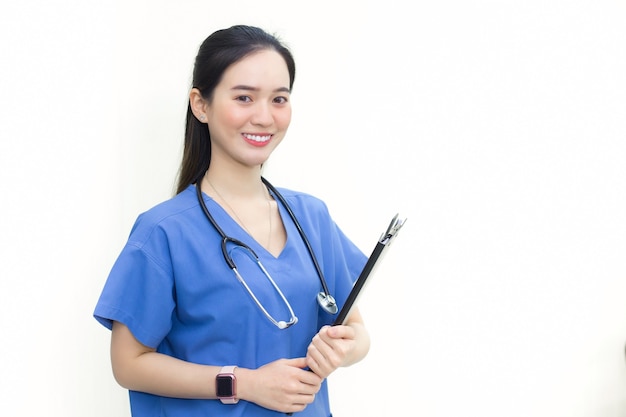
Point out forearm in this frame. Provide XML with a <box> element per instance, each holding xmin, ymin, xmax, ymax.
<box><xmin>113</xmin><ymin>350</ymin><xmax>221</xmax><ymax>399</ymax></box>
<box><xmin>110</xmin><ymin>322</ymin><xmax>322</xmax><ymax>413</ymax></box>
<box><xmin>111</xmin><ymin>321</ymin><xmax>221</xmax><ymax>399</ymax></box>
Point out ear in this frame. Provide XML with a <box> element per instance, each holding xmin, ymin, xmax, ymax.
<box><xmin>189</xmin><ymin>88</ymin><xmax>208</xmax><ymax>123</ymax></box>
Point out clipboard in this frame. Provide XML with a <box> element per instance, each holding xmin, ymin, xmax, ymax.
<box><xmin>332</xmin><ymin>213</ymin><xmax>407</xmax><ymax>326</ymax></box>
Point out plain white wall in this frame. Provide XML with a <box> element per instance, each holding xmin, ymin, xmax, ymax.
<box><xmin>1</xmin><ymin>1</ymin><xmax>625</xmax><ymax>416</ymax></box>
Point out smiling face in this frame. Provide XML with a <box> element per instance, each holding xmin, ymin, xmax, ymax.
<box><xmin>196</xmin><ymin>49</ymin><xmax>292</xmax><ymax>171</ymax></box>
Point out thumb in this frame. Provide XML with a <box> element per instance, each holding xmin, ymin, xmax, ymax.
<box><xmin>283</xmin><ymin>357</ymin><xmax>308</xmax><ymax>369</ymax></box>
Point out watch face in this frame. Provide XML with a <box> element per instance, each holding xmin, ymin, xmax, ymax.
<box><xmin>216</xmin><ymin>375</ymin><xmax>235</xmax><ymax>397</ymax></box>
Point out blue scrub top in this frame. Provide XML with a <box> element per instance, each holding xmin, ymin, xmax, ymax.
<box><xmin>94</xmin><ymin>185</ymin><xmax>367</xmax><ymax>417</ymax></box>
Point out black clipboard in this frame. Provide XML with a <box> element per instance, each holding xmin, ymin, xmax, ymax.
<box><xmin>332</xmin><ymin>213</ymin><xmax>407</xmax><ymax>326</ymax></box>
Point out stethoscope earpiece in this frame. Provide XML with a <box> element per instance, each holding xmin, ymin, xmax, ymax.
<box><xmin>317</xmin><ymin>292</ymin><xmax>338</xmax><ymax>315</ymax></box>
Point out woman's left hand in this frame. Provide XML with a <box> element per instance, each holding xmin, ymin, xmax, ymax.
<box><xmin>306</xmin><ymin>307</ymin><xmax>370</xmax><ymax>379</ymax></box>
<box><xmin>305</xmin><ymin>325</ymin><xmax>357</xmax><ymax>379</ymax></box>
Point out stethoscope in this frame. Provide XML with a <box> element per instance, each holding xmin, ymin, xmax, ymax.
<box><xmin>195</xmin><ymin>177</ymin><xmax>337</xmax><ymax>329</ymax></box>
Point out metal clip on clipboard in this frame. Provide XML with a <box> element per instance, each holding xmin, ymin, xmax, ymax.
<box><xmin>332</xmin><ymin>213</ymin><xmax>407</xmax><ymax>326</ymax></box>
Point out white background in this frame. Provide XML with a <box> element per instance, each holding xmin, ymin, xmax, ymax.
<box><xmin>1</xmin><ymin>1</ymin><xmax>625</xmax><ymax>416</ymax></box>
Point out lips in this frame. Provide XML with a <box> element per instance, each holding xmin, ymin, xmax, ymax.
<box><xmin>242</xmin><ymin>133</ymin><xmax>272</xmax><ymax>146</ymax></box>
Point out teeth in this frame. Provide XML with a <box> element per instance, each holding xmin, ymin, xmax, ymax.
<box><xmin>244</xmin><ymin>134</ymin><xmax>271</xmax><ymax>142</ymax></box>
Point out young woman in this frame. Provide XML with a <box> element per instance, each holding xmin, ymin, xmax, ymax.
<box><xmin>94</xmin><ymin>25</ymin><xmax>370</xmax><ymax>416</ymax></box>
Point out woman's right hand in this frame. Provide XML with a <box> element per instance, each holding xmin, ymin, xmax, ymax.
<box><xmin>239</xmin><ymin>357</ymin><xmax>323</xmax><ymax>413</ymax></box>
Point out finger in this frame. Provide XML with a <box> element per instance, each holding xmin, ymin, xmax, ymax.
<box><xmin>305</xmin><ymin>356</ymin><xmax>321</xmax><ymax>377</ymax></box>
<box><xmin>307</xmin><ymin>341</ymin><xmax>327</xmax><ymax>365</ymax></box>
<box><xmin>284</xmin><ymin>357</ymin><xmax>308</xmax><ymax>369</ymax></box>
<box><xmin>322</xmin><ymin>324</ymin><xmax>354</xmax><ymax>341</ymax></box>
<box><xmin>300</xmin><ymin>366</ymin><xmax>322</xmax><ymax>384</ymax></box>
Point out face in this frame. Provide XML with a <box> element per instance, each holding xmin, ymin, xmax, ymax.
<box><xmin>196</xmin><ymin>49</ymin><xmax>292</xmax><ymax>170</ymax></box>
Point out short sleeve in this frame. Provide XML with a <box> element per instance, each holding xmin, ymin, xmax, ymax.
<box><xmin>94</xmin><ymin>234</ymin><xmax>176</xmax><ymax>349</ymax></box>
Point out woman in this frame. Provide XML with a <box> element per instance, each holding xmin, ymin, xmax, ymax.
<box><xmin>94</xmin><ymin>25</ymin><xmax>370</xmax><ymax>416</ymax></box>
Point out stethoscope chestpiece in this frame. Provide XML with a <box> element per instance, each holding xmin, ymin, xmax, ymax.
<box><xmin>277</xmin><ymin>317</ymin><xmax>298</xmax><ymax>329</ymax></box>
<box><xmin>317</xmin><ymin>292</ymin><xmax>338</xmax><ymax>315</ymax></box>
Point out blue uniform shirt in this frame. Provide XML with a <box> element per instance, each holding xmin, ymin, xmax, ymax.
<box><xmin>94</xmin><ymin>185</ymin><xmax>367</xmax><ymax>417</ymax></box>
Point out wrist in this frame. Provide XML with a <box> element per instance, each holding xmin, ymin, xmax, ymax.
<box><xmin>231</xmin><ymin>366</ymin><xmax>251</xmax><ymax>403</ymax></box>
<box><xmin>216</xmin><ymin>366</ymin><xmax>238</xmax><ymax>404</ymax></box>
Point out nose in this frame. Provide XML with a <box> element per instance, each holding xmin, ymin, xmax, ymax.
<box><xmin>251</xmin><ymin>102</ymin><xmax>273</xmax><ymax>127</ymax></box>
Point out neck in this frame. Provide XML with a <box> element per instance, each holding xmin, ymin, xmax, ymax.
<box><xmin>203</xmin><ymin>167</ymin><xmax>265</xmax><ymax>199</ymax></box>
<box><xmin>202</xmin><ymin>169</ymin><xmax>276</xmax><ymax>254</ymax></box>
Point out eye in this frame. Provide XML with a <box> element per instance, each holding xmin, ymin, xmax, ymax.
<box><xmin>235</xmin><ymin>95</ymin><xmax>252</xmax><ymax>103</ymax></box>
<box><xmin>273</xmin><ymin>96</ymin><xmax>288</xmax><ymax>104</ymax></box>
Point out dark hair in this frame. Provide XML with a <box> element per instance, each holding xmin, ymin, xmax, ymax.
<box><xmin>175</xmin><ymin>25</ymin><xmax>296</xmax><ymax>194</ymax></box>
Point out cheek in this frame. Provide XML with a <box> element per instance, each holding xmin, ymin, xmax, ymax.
<box><xmin>223</xmin><ymin>108</ymin><xmax>249</xmax><ymax>127</ymax></box>
<box><xmin>210</xmin><ymin>102</ymin><xmax>248</xmax><ymax>129</ymax></box>
<box><xmin>275</xmin><ymin>108</ymin><xmax>292</xmax><ymax>129</ymax></box>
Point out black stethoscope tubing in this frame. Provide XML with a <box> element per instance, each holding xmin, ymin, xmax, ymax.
<box><xmin>261</xmin><ymin>177</ymin><xmax>332</xmax><ymax>298</ymax></box>
<box><xmin>195</xmin><ymin>177</ymin><xmax>337</xmax><ymax>315</ymax></box>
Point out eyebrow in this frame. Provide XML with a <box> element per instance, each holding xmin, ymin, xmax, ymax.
<box><xmin>231</xmin><ymin>85</ymin><xmax>291</xmax><ymax>94</ymax></box>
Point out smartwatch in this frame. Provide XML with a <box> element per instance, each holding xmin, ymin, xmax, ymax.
<box><xmin>216</xmin><ymin>366</ymin><xmax>238</xmax><ymax>404</ymax></box>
